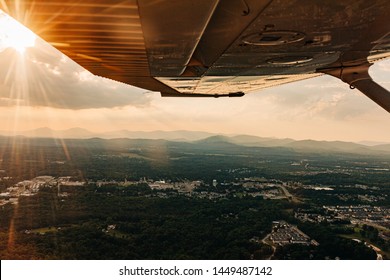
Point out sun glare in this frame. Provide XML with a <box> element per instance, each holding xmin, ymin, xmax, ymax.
<box><xmin>0</xmin><ymin>10</ymin><xmax>36</xmax><ymax>54</ymax></box>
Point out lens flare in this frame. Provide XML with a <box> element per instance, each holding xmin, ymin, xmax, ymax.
<box><xmin>0</xmin><ymin>10</ymin><xmax>36</xmax><ymax>54</ymax></box>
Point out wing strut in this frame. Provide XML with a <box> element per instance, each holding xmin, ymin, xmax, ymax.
<box><xmin>160</xmin><ymin>92</ymin><xmax>245</xmax><ymax>98</ymax></box>
<box><xmin>320</xmin><ymin>64</ymin><xmax>390</xmax><ymax>113</ymax></box>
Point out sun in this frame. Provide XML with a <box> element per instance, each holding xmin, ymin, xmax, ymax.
<box><xmin>0</xmin><ymin>10</ymin><xmax>36</xmax><ymax>54</ymax></box>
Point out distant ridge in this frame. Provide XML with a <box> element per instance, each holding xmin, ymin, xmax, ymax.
<box><xmin>100</xmin><ymin>130</ymin><xmax>214</xmax><ymax>141</ymax></box>
<box><xmin>0</xmin><ymin>127</ymin><xmax>214</xmax><ymax>141</ymax></box>
<box><xmin>196</xmin><ymin>134</ymin><xmax>295</xmax><ymax>148</ymax></box>
<box><xmin>2</xmin><ymin>127</ymin><xmax>94</xmax><ymax>139</ymax></box>
<box><xmin>0</xmin><ymin>128</ymin><xmax>389</xmax><ymax>155</ymax></box>
<box><xmin>358</xmin><ymin>141</ymin><xmax>390</xmax><ymax>146</ymax></box>
<box><xmin>197</xmin><ymin>135</ymin><xmax>390</xmax><ymax>155</ymax></box>
<box><xmin>284</xmin><ymin>140</ymin><xmax>368</xmax><ymax>153</ymax></box>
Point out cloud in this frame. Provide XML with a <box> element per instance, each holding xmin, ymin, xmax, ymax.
<box><xmin>0</xmin><ymin>37</ymin><xmax>151</xmax><ymax>109</ymax></box>
<box><xmin>370</xmin><ymin>58</ymin><xmax>390</xmax><ymax>89</ymax></box>
<box><xmin>246</xmin><ymin>74</ymin><xmax>384</xmax><ymax>121</ymax></box>
<box><xmin>372</xmin><ymin>58</ymin><xmax>390</xmax><ymax>73</ymax></box>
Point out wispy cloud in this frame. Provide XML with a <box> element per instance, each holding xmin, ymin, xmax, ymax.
<box><xmin>372</xmin><ymin>58</ymin><xmax>390</xmax><ymax>72</ymax></box>
<box><xmin>246</xmin><ymin>74</ymin><xmax>384</xmax><ymax>121</ymax></box>
<box><xmin>0</xmin><ymin>37</ymin><xmax>151</xmax><ymax>109</ymax></box>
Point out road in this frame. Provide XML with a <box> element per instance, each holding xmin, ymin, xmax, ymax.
<box><xmin>279</xmin><ymin>185</ymin><xmax>300</xmax><ymax>203</ymax></box>
<box><xmin>261</xmin><ymin>234</ymin><xmax>276</xmax><ymax>260</ymax></box>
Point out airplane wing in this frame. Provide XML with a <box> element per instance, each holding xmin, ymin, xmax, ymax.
<box><xmin>1</xmin><ymin>0</ymin><xmax>390</xmax><ymax>111</ymax></box>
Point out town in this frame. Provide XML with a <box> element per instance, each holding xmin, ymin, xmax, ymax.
<box><xmin>1</xmin><ymin>176</ymin><xmax>389</xmax><ymax>229</ymax></box>
<box><xmin>1</xmin><ymin>175</ymin><xmax>388</xmax><ymax>251</ymax></box>
<box><xmin>266</xmin><ymin>220</ymin><xmax>319</xmax><ymax>247</ymax></box>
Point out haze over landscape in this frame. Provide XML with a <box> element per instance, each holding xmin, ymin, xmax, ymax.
<box><xmin>1</xmin><ymin>127</ymin><xmax>390</xmax><ymax>155</ymax></box>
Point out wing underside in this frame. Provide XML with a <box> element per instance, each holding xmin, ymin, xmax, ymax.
<box><xmin>1</xmin><ymin>0</ymin><xmax>390</xmax><ymax>109</ymax></box>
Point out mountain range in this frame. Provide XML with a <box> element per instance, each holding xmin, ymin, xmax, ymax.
<box><xmin>1</xmin><ymin>127</ymin><xmax>390</xmax><ymax>155</ymax></box>
<box><xmin>0</xmin><ymin>127</ymin><xmax>214</xmax><ymax>141</ymax></box>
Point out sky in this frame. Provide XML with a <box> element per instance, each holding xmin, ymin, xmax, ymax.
<box><xmin>0</xmin><ymin>10</ymin><xmax>389</xmax><ymax>142</ymax></box>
